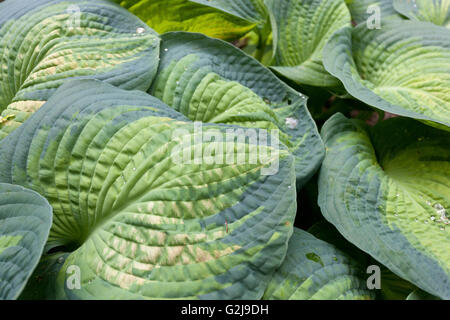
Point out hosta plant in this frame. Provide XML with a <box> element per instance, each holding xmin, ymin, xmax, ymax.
<box><xmin>150</xmin><ymin>31</ymin><xmax>325</xmax><ymax>186</ymax></box>
<box><xmin>263</xmin><ymin>228</ymin><xmax>375</xmax><ymax>300</ymax></box>
<box><xmin>394</xmin><ymin>0</ymin><xmax>450</xmax><ymax>27</ymax></box>
<box><xmin>0</xmin><ymin>0</ymin><xmax>449</xmax><ymax>302</ymax></box>
<box><xmin>323</xmin><ymin>21</ymin><xmax>450</xmax><ymax>130</ymax></box>
<box><xmin>0</xmin><ymin>0</ymin><xmax>160</xmax><ymax>140</ymax></box>
<box><xmin>0</xmin><ymin>183</ymin><xmax>52</xmax><ymax>300</ymax></box>
<box><xmin>318</xmin><ymin>113</ymin><xmax>450</xmax><ymax>299</ymax></box>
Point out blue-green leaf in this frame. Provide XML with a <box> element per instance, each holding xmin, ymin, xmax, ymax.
<box><xmin>0</xmin><ymin>79</ymin><xmax>297</xmax><ymax>299</ymax></box>
<box><xmin>0</xmin><ymin>183</ymin><xmax>52</xmax><ymax>300</ymax></box>
<box><xmin>394</xmin><ymin>0</ymin><xmax>450</xmax><ymax>27</ymax></box>
<box><xmin>318</xmin><ymin>113</ymin><xmax>450</xmax><ymax>299</ymax></box>
<box><xmin>150</xmin><ymin>32</ymin><xmax>325</xmax><ymax>186</ymax></box>
<box><xmin>406</xmin><ymin>289</ymin><xmax>440</xmax><ymax>300</ymax></box>
<box><xmin>109</xmin><ymin>0</ymin><xmax>258</xmax><ymax>40</ymax></box>
<box><xmin>263</xmin><ymin>228</ymin><xmax>375</xmax><ymax>300</ymax></box>
<box><xmin>323</xmin><ymin>21</ymin><xmax>450</xmax><ymax>129</ymax></box>
<box><xmin>0</xmin><ymin>0</ymin><xmax>160</xmax><ymax>140</ymax></box>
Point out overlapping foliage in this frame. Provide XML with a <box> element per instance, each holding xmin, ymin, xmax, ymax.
<box><xmin>1</xmin><ymin>79</ymin><xmax>298</xmax><ymax>299</ymax></box>
<box><xmin>0</xmin><ymin>184</ymin><xmax>52</xmax><ymax>299</ymax></box>
<box><xmin>0</xmin><ymin>0</ymin><xmax>160</xmax><ymax>140</ymax></box>
<box><xmin>319</xmin><ymin>113</ymin><xmax>450</xmax><ymax>299</ymax></box>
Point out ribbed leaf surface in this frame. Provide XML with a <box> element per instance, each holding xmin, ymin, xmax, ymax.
<box><xmin>266</xmin><ymin>0</ymin><xmax>351</xmax><ymax>87</ymax></box>
<box><xmin>394</xmin><ymin>0</ymin><xmax>450</xmax><ymax>27</ymax></box>
<box><xmin>318</xmin><ymin>113</ymin><xmax>450</xmax><ymax>299</ymax></box>
<box><xmin>150</xmin><ymin>32</ymin><xmax>325</xmax><ymax>186</ymax></box>
<box><xmin>263</xmin><ymin>228</ymin><xmax>374</xmax><ymax>300</ymax></box>
<box><xmin>110</xmin><ymin>0</ymin><xmax>257</xmax><ymax>40</ymax></box>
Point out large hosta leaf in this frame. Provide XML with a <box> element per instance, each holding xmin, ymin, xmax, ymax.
<box><xmin>150</xmin><ymin>32</ymin><xmax>324</xmax><ymax>186</ymax></box>
<box><xmin>345</xmin><ymin>0</ymin><xmax>402</xmax><ymax>24</ymax></box>
<box><xmin>406</xmin><ymin>289</ymin><xmax>440</xmax><ymax>300</ymax></box>
<box><xmin>110</xmin><ymin>0</ymin><xmax>256</xmax><ymax>40</ymax></box>
<box><xmin>0</xmin><ymin>183</ymin><xmax>52</xmax><ymax>300</ymax></box>
<box><xmin>394</xmin><ymin>0</ymin><xmax>450</xmax><ymax>27</ymax></box>
<box><xmin>265</xmin><ymin>0</ymin><xmax>351</xmax><ymax>87</ymax></box>
<box><xmin>318</xmin><ymin>113</ymin><xmax>450</xmax><ymax>299</ymax></box>
<box><xmin>263</xmin><ymin>228</ymin><xmax>374</xmax><ymax>300</ymax></box>
<box><xmin>0</xmin><ymin>0</ymin><xmax>160</xmax><ymax>140</ymax></box>
<box><xmin>323</xmin><ymin>21</ymin><xmax>450</xmax><ymax>129</ymax></box>
<box><xmin>0</xmin><ymin>79</ymin><xmax>297</xmax><ymax>300</ymax></box>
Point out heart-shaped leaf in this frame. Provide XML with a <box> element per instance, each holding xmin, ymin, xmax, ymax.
<box><xmin>265</xmin><ymin>0</ymin><xmax>351</xmax><ymax>87</ymax></box>
<box><xmin>318</xmin><ymin>113</ymin><xmax>450</xmax><ymax>299</ymax></box>
<box><xmin>109</xmin><ymin>0</ymin><xmax>257</xmax><ymax>40</ymax></box>
<box><xmin>191</xmin><ymin>0</ymin><xmax>268</xmax><ymax>25</ymax></box>
<box><xmin>150</xmin><ymin>32</ymin><xmax>325</xmax><ymax>186</ymax></box>
<box><xmin>0</xmin><ymin>79</ymin><xmax>297</xmax><ymax>299</ymax></box>
<box><xmin>263</xmin><ymin>228</ymin><xmax>375</xmax><ymax>300</ymax></box>
<box><xmin>394</xmin><ymin>0</ymin><xmax>450</xmax><ymax>27</ymax></box>
<box><xmin>309</xmin><ymin>220</ymin><xmax>419</xmax><ymax>300</ymax></box>
<box><xmin>0</xmin><ymin>183</ymin><xmax>52</xmax><ymax>300</ymax></box>
<box><xmin>323</xmin><ymin>21</ymin><xmax>450</xmax><ymax>129</ymax></box>
<box><xmin>0</xmin><ymin>0</ymin><xmax>160</xmax><ymax>140</ymax></box>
